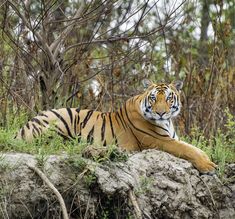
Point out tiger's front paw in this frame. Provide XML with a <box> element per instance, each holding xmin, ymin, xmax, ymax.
<box><xmin>193</xmin><ymin>152</ymin><xmax>217</xmax><ymax>173</ymax></box>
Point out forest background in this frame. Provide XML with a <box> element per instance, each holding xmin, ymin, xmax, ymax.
<box><xmin>0</xmin><ymin>0</ymin><xmax>234</xmax><ymax>164</ymax></box>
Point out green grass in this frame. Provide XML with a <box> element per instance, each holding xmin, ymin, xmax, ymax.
<box><xmin>185</xmin><ymin>109</ymin><xmax>235</xmax><ymax>178</ymax></box>
<box><xmin>0</xmin><ymin>116</ymin><xmax>127</xmax><ymax>166</ymax></box>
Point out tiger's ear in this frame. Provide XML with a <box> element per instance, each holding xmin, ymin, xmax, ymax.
<box><xmin>142</xmin><ymin>79</ymin><xmax>153</xmax><ymax>89</ymax></box>
<box><xmin>172</xmin><ymin>80</ymin><xmax>183</xmax><ymax>91</ymax></box>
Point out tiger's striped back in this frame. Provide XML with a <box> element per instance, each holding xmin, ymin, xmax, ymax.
<box><xmin>15</xmin><ymin>94</ymin><xmax>177</xmax><ymax>151</ymax></box>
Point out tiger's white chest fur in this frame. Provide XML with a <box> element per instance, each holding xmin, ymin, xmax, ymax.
<box><xmin>156</xmin><ymin>119</ymin><xmax>178</xmax><ymax>140</ymax></box>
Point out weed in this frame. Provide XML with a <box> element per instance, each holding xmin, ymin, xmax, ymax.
<box><xmin>67</xmin><ymin>155</ymin><xmax>87</xmax><ymax>172</ymax></box>
<box><xmin>79</xmin><ymin>143</ymin><xmax>128</xmax><ymax>164</ymax></box>
<box><xmin>106</xmin><ymin>145</ymin><xmax>128</xmax><ymax>163</ymax></box>
<box><xmin>185</xmin><ymin>108</ymin><xmax>235</xmax><ymax>179</ymax></box>
<box><xmin>83</xmin><ymin>172</ymin><xmax>97</xmax><ymax>188</ymax></box>
<box><xmin>100</xmin><ymin>210</ymin><xmax>109</xmax><ymax>219</ymax></box>
<box><xmin>135</xmin><ymin>176</ymin><xmax>154</xmax><ymax>195</ymax></box>
<box><xmin>0</xmin><ymin>155</ymin><xmax>11</xmax><ymax>173</ymax></box>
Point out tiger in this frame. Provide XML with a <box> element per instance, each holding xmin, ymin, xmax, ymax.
<box><xmin>15</xmin><ymin>79</ymin><xmax>217</xmax><ymax>173</ymax></box>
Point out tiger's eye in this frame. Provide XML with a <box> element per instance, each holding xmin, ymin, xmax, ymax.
<box><xmin>166</xmin><ymin>97</ymin><xmax>170</xmax><ymax>101</ymax></box>
<box><xmin>166</xmin><ymin>95</ymin><xmax>172</xmax><ymax>101</ymax></box>
<box><xmin>150</xmin><ymin>96</ymin><xmax>156</xmax><ymax>101</ymax></box>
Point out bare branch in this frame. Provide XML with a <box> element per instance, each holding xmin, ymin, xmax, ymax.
<box><xmin>50</xmin><ymin>0</ymin><xmax>85</xmax><ymax>58</ymax></box>
<box><xmin>129</xmin><ymin>190</ymin><xmax>142</xmax><ymax>219</ymax></box>
<box><xmin>27</xmin><ymin>163</ymin><xmax>69</xmax><ymax>219</ymax></box>
<box><xmin>7</xmin><ymin>0</ymin><xmax>56</xmax><ymax>65</ymax></box>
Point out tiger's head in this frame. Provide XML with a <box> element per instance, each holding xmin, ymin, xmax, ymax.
<box><xmin>140</xmin><ymin>79</ymin><xmax>183</xmax><ymax>122</ymax></box>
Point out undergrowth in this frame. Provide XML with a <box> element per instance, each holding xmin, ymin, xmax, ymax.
<box><xmin>184</xmin><ymin>108</ymin><xmax>235</xmax><ymax>178</ymax></box>
<box><xmin>0</xmin><ymin>114</ymin><xmax>127</xmax><ymax>166</ymax></box>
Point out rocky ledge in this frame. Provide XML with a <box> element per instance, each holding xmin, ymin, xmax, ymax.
<box><xmin>0</xmin><ymin>149</ymin><xmax>234</xmax><ymax>219</ymax></box>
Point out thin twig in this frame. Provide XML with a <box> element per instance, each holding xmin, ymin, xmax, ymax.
<box><xmin>198</xmin><ymin>175</ymin><xmax>216</xmax><ymax>207</ymax></box>
<box><xmin>26</xmin><ymin>163</ymin><xmax>69</xmax><ymax>219</ymax></box>
<box><xmin>7</xmin><ymin>0</ymin><xmax>56</xmax><ymax>65</ymax></box>
<box><xmin>129</xmin><ymin>190</ymin><xmax>142</xmax><ymax>219</ymax></box>
<box><xmin>50</xmin><ymin>0</ymin><xmax>85</xmax><ymax>57</ymax></box>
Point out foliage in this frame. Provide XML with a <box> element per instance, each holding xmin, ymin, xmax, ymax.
<box><xmin>135</xmin><ymin>176</ymin><xmax>154</xmax><ymax>195</ymax></box>
<box><xmin>185</xmin><ymin>108</ymin><xmax>235</xmax><ymax>178</ymax></box>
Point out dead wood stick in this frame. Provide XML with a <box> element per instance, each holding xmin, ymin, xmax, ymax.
<box><xmin>129</xmin><ymin>190</ymin><xmax>142</xmax><ymax>219</ymax></box>
<box><xmin>26</xmin><ymin>163</ymin><xmax>69</xmax><ymax>219</ymax></box>
<box><xmin>198</xmin><ymin>175</ymin><xmax>216</xmax><ymax>206</ymax></box>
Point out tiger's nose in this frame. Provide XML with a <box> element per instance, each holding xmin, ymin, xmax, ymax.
<box><xmin>156</xmin><ymin>112</ymin><xmax>166</xmax><ymax>117</ymax></box>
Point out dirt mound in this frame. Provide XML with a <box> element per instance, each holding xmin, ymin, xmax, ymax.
<box><xmin>0</xmin><ymin>150</ymin><xmax>234</xmax><ymax>219</ymax></box>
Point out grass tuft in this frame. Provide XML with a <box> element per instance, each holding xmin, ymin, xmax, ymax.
<box><xmin>186</xmin><ymin>108</ymin><xmax>235</xmax><ymax>179</ymax></box>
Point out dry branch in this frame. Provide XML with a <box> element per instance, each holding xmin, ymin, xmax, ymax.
<box><xmin>129</xmin><ymin>190</ymin><xmax>142</xmax><ymax>219</ymax></box>
<box><xmin>50</xmin><ymin>0</ymin><xmax>85</xmax><ymax>58</ymax></box>
<box><xmin>26</xmin><ymin>163</ymin><xmax>69</xmax><ymax>219</ymax></box>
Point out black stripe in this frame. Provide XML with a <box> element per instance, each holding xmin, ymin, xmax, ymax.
<box><xmin>149</xmin><ymin>128</ymin><xmax>169</xmax><ymax>137</ymax></box>
<box><xmin>119</xmin><ymin>108</ymin><xmax>127</xmax><ymax>129</ymax></box>
<box><xmin>108</xmin><ymin>113</ymin><xmax>115</xmax><ymax>139</ymax></box>
<box><xmin>156</xmin><ymin>85</ymin><xmax>168</xmax><ymax>90</ymax></box>
<box><xmin>124</xmin><ymin>103</ymin><xmax>168</xmax><ymax>139</ymax></box>
<box><xmin>103</xmin><ymin>140</ymin><xmax>107</xmax><ymax>147</ymax></box>
<box><xmin>116</xmin><ymin>112</ymin><xmax>126</xmax><ymax>129</ymax></box>
<box><xmin>38</xmin><ymin>113</ymin><xmax>48</xmax><ymax>118</ymax></box>
<box><xmin>38</xmin><ymin>126</ymin><xmax>42</xmax><ymax>134</ymax></box>
<box><xmin>32</xmin><ymin>123</ymin><xmax>41</xmax><ymax>135</ymax></box>
<box><xmin>77</xmin><ymin>136</ymin><xmax>82</xmax><ymax>143</ymax></box>
<box><xmin>114</xmin><ymin>136</ymin><xmax>118</xmax><ymax>146</ymax></box>
<box><xmin>114</xmin><ymin>113</ymin><xmax>120</xmax><ymax>127</ymax></box>
<box><xmin>172</xmin><ymin>131</ymin><xmax>175</xmax><ymax>139</ymax></box>
<box><xmin>32</xmin><ymin>118</ymin><xmax>46</xmax><ymax>127</ymax></box>
<box><xmin>50</xmin><ymin>109</ymin><xmax>73</xmax><ymax>138</ymax></box>
<box><xmin>26</xmin><ymin>122</ymin><xmax>30</xmax><ymax>129</ymax></box>
<box><xmin>57</xmin><ymin>132</ymin><xmax>70</xmax><ymax>139</ymax></box>
<box><xmin>87</xmin><ymin>126</ymin><xmax>94</xmax><ymax>144</ymax></box>
<box><xmin>81</xmin><ymin>110</ymin><xmax>93</xmax><ymax>129</ymax></box>
<box><xmin>76</xmin><ymin>108</ymin><xmax>80</xmax><ymax>113</ymax></box>
<box><xmin>77</xmin><ymin>123</ymin><xmax>82</xmax><ymax>142</ymax></box>
<box><xmin>120</xmin><ymin>108</ymin><xmax>125</xmax><ymax>125</ymax></box>
<box><xmin>54</xmin><ymin>124</ymin><xmax>70</xmax><ymax>139</ymax></box>
<box><xmin>76</xmin><ymin>108</ymin><xmax>80</xmax><ymax>134</ymax></box>
<box><xmin>144</xmin><ymin>97</ymin><xmax>147</xmax><ymax>108</ymax></box>
<box><xmin>21</xmin><ymin>128</ymin><xmax>25</xmax><ymax>139</ymax></box>
<box><xmin>42</xmin><ymin>119</ymin><xmax>49</xmax><ymax>125</ymax></box>
<box><xmin>101</xmin><ymin>113</ymin><xmax>106</xmax><ymax>141</ymax></box>
<box><xmin>66</xmin><ymin>108</ymin><xmax>73</xmax><ymax>124</ymax></box>
<box><xmin>74</xmin><ymin>116</ymin><xmax>77</xmax><ymax>135</ymax></box>
<box><xmin>128</xmin><ymin>125</ymin><xmax>142</xmax><ymax>151</ymax></box>
<box><xmin>152</xmin><ymin>124</ymin><xmax>169</xmax><ymax>134</ymax></box>
<box><xmin>55</xmin><ymin>124</ymin><xmax>66</xmax><ymax>135</ymax></box>
<box><xmin>173</xmin><ymin>95</ymin><xmax>176</xmax><ymax>105</ymax></box>
<box><xmin>77</xmin><ymin>113</ymin><xmax>80</xmax><ymax>125</ymax></box>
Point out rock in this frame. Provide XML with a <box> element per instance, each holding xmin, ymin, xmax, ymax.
<box><xmin>0</xmin><ymin>150</ymin><xmax>234</xmax><ymax>219</ymax></box>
